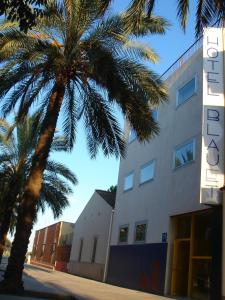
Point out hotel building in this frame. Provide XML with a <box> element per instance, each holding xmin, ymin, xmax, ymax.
<box><xmin>107</xmin><ymin>27</ymin><xmax>225</xmax><ymax>300</ymax></box>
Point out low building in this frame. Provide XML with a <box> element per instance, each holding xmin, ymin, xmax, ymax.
<box><xmin>68</xmin><ymin>190</ymin><xmax>115</xmax><ymax>281</ymax></box>
<box><xmin>31</xmin><ymin>221</ymin><xmax>74</xmax><ymax>272</ymax></box>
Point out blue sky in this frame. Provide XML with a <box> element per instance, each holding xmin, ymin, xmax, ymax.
<box><xmin>28</xmin><ymin>0</ymin><xmax>197</xmax><ymax>249</ymax></box>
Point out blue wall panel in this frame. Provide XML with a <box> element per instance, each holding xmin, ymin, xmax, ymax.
<box><xmin>107</xmin><ymin>243</ymin><xmax>167</xmax><ymax>294</ymax></box>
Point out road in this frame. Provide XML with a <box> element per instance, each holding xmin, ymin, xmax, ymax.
<box><xmin>23</xmin><ymin>264</ymin><xmax>173</xmax><ymax>300</ymax></box>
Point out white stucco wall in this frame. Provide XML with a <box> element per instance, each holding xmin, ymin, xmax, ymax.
<box><xmin>111</xmin><ymin>49</ymin><xmax>206</xmax><ymax>246</ymax></box>
<box><xmin>69</xmin><ymin>191</ymin><xmax>113</xmax><ymax>265</ymax></box>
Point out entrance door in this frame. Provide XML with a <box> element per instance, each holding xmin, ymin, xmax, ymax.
<box><xmin>171</xmin><ymin>239</ymin><xmax>190</xmax><ymax>297</ymax></box>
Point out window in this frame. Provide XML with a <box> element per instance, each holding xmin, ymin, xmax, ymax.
<box><xmin>140</xmin><ymin>161</ymin><xmax>155</xmax><ymax>184</ymax></box>
<box><xmin>177</xmin><ymin>77</ymin><xmax>196</xmax><ymax>107</ymax></box>
<box><xmin>124</xmin><ymin>172</ymin><xmax>134</xmax><ymax>191</ymax></box>
<box><xmin>135</xmin><ymin>222</ymin><xmax>147</xmax><ymax>242</ymax></box>
<box><xmin>78</xmin><ymin>238</ymin><xmax>83</xmax><ymax>262</ymax></box>
<box><xmin>151</xmin><ymin>109</ymin><xmax>158</xmax><ymax>121</ymax></box>
<box><xmin>174</xmin><ymin>139</ymin><xmax>195</xmax><ymax>169</ymax></box>
<box><xmin>119</xmin><ymin>225</ymin><xmax>129</xmax><ymax>243</ymax></box>
<box><xmin>128</xmin><ymin>129</ymin><xmax>137</xmax><ymax>143</ymax></box>
<box><xmin>91</xmin><ymin>237</ymin><xmax>98</xmax><ymax>263</ymax></box>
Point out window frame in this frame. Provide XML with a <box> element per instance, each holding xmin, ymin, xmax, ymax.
<box><xmin>173</xmin><ymin>138</ymin><xmax>196</xmax><ymax>170</ymax></box>
<box><xmin>139</xmin><ymin>160</ymin><xmax>156</xmax><ymax>185</ymax></box>
<box><xmin>128</xmin><ymin>129</ymin><xmax>137</xmax><ymax>144</ymax></box>
<box><xmin>123</xmin><ymin>171</ymin><xmax>134</xmax><ymax>192</ymax></box>
<box><xmin>134</xmin><ymin>221</ymin><xmax>148</xmax><ymax>244</ymax></box>
<box><xmin>176</xmin><ymin>75</ymin><xmax>197</xmax><ymax>108</ymax></box>
<box><xmin>118</xmin><ymin>224</ymin><xmax>129</xmax><ymax>244</ymax></box>
<box><xmin>151</xmin><ymin>108</ymin><xmax>158</xmax><ymax>122</ymax></box>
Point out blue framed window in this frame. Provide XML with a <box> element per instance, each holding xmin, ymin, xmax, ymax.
<box><xmin>140</xmin><ymin>161</ymin><xmax>155</xmax><ymax>184</ymax></box>
<box><xmin>174</xmin><ymin>139</ymin><xmax>195</xmax><ymax>169</ymax></box>
<box><xmin>124</xmin><ymin>172</ymin><xmax>134</xmax><ymax>191</ymax></box>
<box><xmin>128</xmin><ymin>129</ymin><xmax>137</xmax><ymax>143</ymax></box>
<box><xmin>152</xmin><ymin>109</ymin><xmax>158</xmax><ymax>121</ymax></box>
<box><xmin>177</xmin><ymin>76</ymin><xmax>197</xmax><ymax>107</ymax></box>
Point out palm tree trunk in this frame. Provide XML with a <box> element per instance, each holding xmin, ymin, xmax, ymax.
<box><xmin>0</xmin><ymin>180</ymin><xmax>21</xmax><ymax>265</ymax></box>
<box><xmin>0</xmin><ymin>203</ymin><xmax>13</xmax><ymax>264</ymax></box>
<box><xmin>1</xmin><ymin>79</ymin><xmax>65</xmax><ymax>292</ymax></box>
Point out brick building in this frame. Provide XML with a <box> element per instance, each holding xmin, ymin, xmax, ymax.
<box><xmin>31</xmin><ymin>221</ymin><xmax>74</xmax><ymax>272</ymax></box>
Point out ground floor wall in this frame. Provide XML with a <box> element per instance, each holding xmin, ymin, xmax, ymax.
<box><xmin>31</xmin><ymin>245</ymin><xmax>72</xmax><ymax>272</ymax></box>
<box><xmin>107</xmin><ymin>243</ymin><xmax>167</xmax><ymax>294</ymax></box>
<box><xmin>68</xmin><ymin>261</ymin><xmax>105</xmax><ymax>281</ymax></box>
<box><xmin>107</xmin><ymin>208</ymin><xmax>222</xmax><ymax>300</ymax></box>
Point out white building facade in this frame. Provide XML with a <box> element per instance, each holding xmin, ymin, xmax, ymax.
<box><xmin>107</xmin><ymin>27</ymin><xmax>225</xmax><ymax>300</ymax></box>
<box><xmin>68</xmin><ymin>190</ymin><xmax>115</xmax><ymax>281</ymax></box>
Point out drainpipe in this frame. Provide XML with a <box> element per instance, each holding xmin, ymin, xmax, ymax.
<box><xmin>103</xmin><ymin>209</ymin><xmax>115</xmax><ymax>283</ymax></box>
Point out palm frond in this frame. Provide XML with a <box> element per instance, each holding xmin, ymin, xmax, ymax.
<box><xmin>45</xmin><ymin>160</ymin><xmax>77</xmax><ymax>185</ymax></box>
<box><xmin>80</xmin><ymin>85</ymin><xmax>125</xmax><ymax>158</ymax></box>
<box><xmin>62</xmin><ymin>81</ymin><xmax>78</xmax><ymax>151</ymax></box>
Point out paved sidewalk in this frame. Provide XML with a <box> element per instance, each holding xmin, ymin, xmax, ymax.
<box><xmin>23</xmin><ymin>264</ymin><xmax>173</xmax><ymax>300</ymax></box>
<box><xmin>0</xmin><ymin>262</ymin><xmax>174</xmax><ymax>300</ymax></box>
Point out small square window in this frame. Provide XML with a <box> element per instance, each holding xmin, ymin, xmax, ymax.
<box><xmin>140</xmin><ymin>161</ymin><xmax>155</xmax><ymax>184</ymax></box>
<box><xmin>119</xmin><ymin>225</ymin><xmax>128</xmax><ymax>243</ymax></box>
<box><xmin>177</xmin><ymin>77</ymin><xmax>196</xmax><ymax>107</ymax></box>
<box><xmin>124</xmin><ymin>172</ymin><xmax>134</xmax><ymax>191</ymax></box>
<box><xmin>174</xmin><ymin>139</ymin><xmax>195</xmax><ymax>169</ymax></box>
<box><xmin>128</xmin><ymin>129</ymin><xmax>137</xmax><ymax>143</ymax></box>
<box><xmin>151</xmin><ymin>109</ymin><xmax>158</xmax><ymax>121</ymax></box>
<box><xmin>135</xmin><ymin>222</ymin><xmax>147</xmax><ymax>242</ymax></box>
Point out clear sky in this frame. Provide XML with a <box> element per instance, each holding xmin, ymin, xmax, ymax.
<box><xmin>28</xmin><ymin>0</ymin><xmax>197</xmax><ymax>250</ymax></box>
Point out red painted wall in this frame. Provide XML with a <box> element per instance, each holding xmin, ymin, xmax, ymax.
<box><xmin>31</xmin><ymin>222</ymin><xmax>73</xmax><ymax>272</ymax></box>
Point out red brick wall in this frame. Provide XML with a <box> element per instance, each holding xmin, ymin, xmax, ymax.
<box><xmin>33</xmin><ymin>228</ymin><xmax>45</xmax><ymax>261</ymax></box>
<box><xmin>31</xmin><ymin>222</ymin><xmax>73</xmax><ymax>271</ymax></box>
<box><xmin>32</xmin><ymin>222</ymin><xmax>61</xmax><ymax>267</ymax></box>
<box><xmin>56</xmin><ymin>245</ymin><xmax>72</xmax><ymax>262</ymax></box>
<box><xmin>42</xmin><ymin>222</ymin><xmax>60</xmax><ymax>264</ymax></box>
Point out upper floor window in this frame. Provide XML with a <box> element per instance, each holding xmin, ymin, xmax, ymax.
<box><xmin>128</xmin><ymin>129</ymin><xmax>137</xmax><ymax>143</ymax></box>
<box><xmin>118</xmin><ymin>225</ymin><xmax>129</xmax><ymax>243</ymax></box>
<box><xmin>152</xmin><ymin>109</ymin><xmax>158</xmax><ymax>121</ymax></box>
<box><xmin>134</xmin><ymin>222</ymin><xmax>147</xmax><ymax>243</ymax></box>
<box><xmin>140</xmin><ymin>160</ymin><xmax>155</xmax><ymax>184</ymax></box>
<box><xmin>124</xmin><ymin>172</ymin><xmax>134</xmax><ymax>191</ymax></box>
<box><xmin>174</xmin><ymin>139</ymin><xmax>195</xmax><ymax>169</ymax></box>
<box><xmin>177</xmin><ymin>76</ymin><xmax>196</xmax><ymax>107</ymax></box>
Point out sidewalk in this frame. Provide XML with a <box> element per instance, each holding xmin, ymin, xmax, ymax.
<box><xmin>1</xmin><ymin>262</ymin><xmax>173</xmax><ymax>300</ymax></box>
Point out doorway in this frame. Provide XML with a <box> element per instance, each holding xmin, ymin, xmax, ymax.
<box><xmin>171</xmin><ymin>211</ymin><xmax>213</xmax><ymax>300</ymax></box>
<box><xmin>171</xmin><ymin>239</ymin><xmax>190</xmax><ymax>297</ymax></box>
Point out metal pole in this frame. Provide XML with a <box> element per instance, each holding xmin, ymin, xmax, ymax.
<box><xmin>103</xmin><ymin>209</ymin><xmax>114</xmax><ymax>283</ymax></box>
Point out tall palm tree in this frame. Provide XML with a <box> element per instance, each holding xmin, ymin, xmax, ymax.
<box><xmin>125</xmin><ymin>0</ymin><xmax>225</xmax><ymax>36</ymax></box>
<box><xmin>0</xmin><ymin>0</ymin><xmax>167</xmax><ymax>290</ymax></box>
<box><xmin>0</xmin><ymin>114</ymin><xmax>77</xmax><ymax>264</ymax></box>
<box><xmin>0</xmin><ymin>0</ymin><xmax>45</xmax><ymax>32</ymax></box>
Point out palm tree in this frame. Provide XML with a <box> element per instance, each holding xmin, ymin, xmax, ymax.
<box><xmin>0</xmin><ymin>0</ymin><xmax>167</xmax><ymax>290</ymax></box>
<box><xmin>107</xmin><ymin>185</ymin><xmax>117</xmax><ymax>193</ymax></box>
<box><xmin>0</xmin><ymin>0</ymin><xmax>45</xmax><ymax>32</ymax></box>
<box><xmin>0</xmin><ymin>114</ymin><xmax>77</xmax><ymax>264</ymax></box>
<box><xmin>125</xmin><ymin>0</ymin><xmax>225</xmax><ymax>36</ymax></box>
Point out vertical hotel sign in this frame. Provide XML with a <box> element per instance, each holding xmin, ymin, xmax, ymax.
<box><xmin>201</xmin><ymin>27</ymin><xmax>224</xmax><ymax>205</ymax></box>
